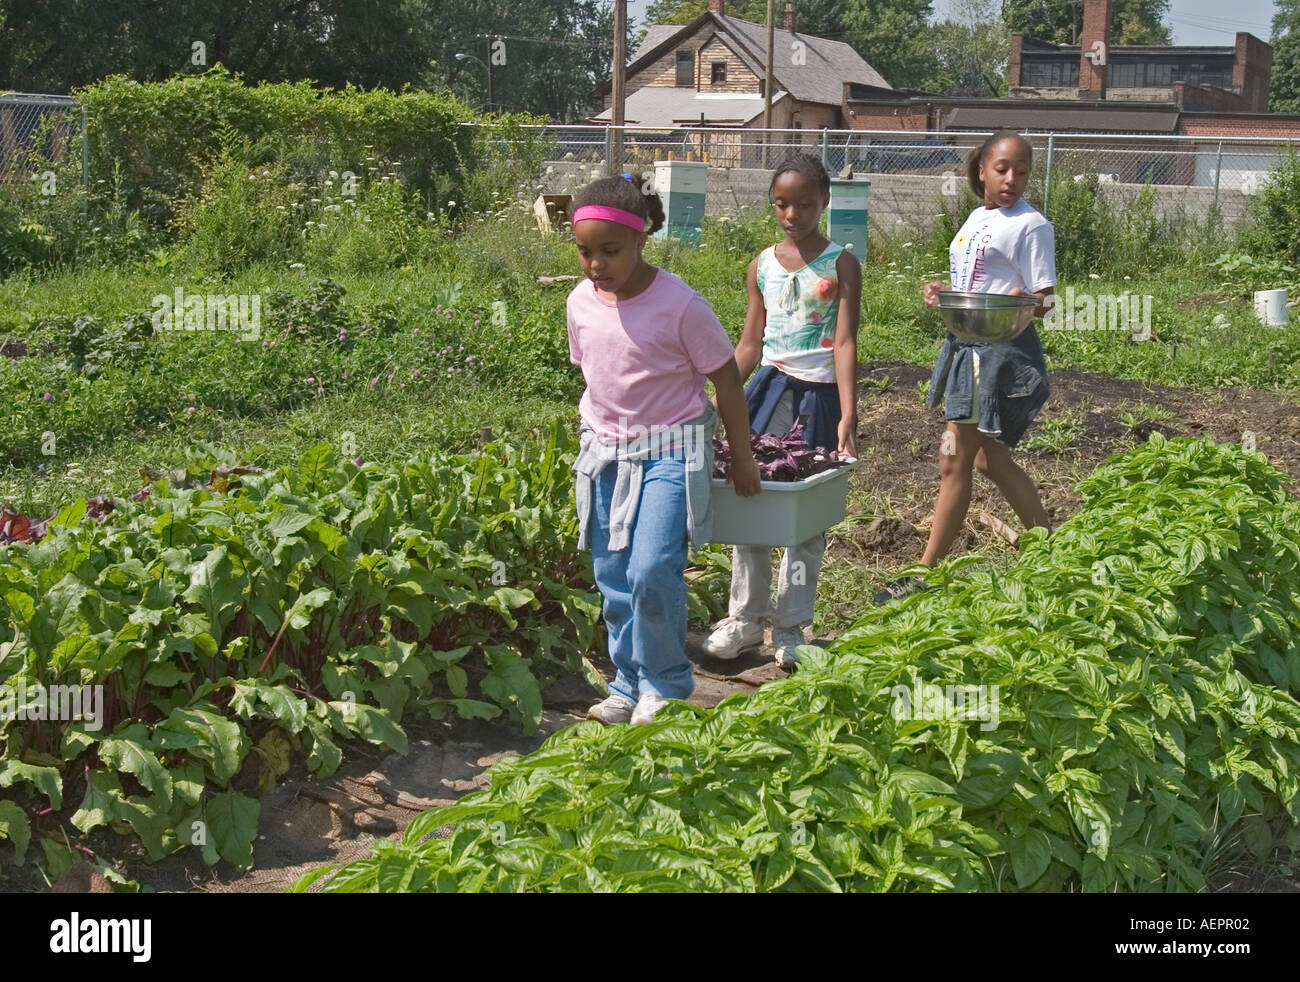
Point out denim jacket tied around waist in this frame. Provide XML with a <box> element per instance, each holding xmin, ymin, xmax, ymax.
<box><xmin>926</xmin><ymin>324</ymin><xmax>1050</xmax><ymax>449</ymax></box>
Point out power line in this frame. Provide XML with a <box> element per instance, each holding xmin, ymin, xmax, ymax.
<box><xmin>473</xmin><ymin>33</ymin><xmax>588</xmax><ymax>47</ymax></box>
<box><xmin>991</xmin><ymin>0</ymin><xmax>1268</xmax><ymax>32</ymax></box>
<box><xmin>1170</xmin><ymin>16</ymin><xmax>1268</xmax><ymax>35</ymax></box>
<box><xmin>1173</xmin><ymin>13</ymin><xmax>1271</xmax><ymax>29</ymax></box>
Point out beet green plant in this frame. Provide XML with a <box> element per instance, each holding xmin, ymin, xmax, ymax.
<box><xmin>0</xmin><ymin>423</ymin><xmax>602</xmax><ymax>874</ymax></box>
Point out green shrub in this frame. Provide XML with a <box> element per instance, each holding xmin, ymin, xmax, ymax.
<box><xmin>73</xmin><ymin>66</ymin><xmax>541</xmax><ymax>234</ymax></box>
<box><xmin>1045</xmin><ymin>171</ymin><xmax>1105</xmax><ymax>281</ymax></box>
<box><xmin>174</xmin><ymin>151</ymin><xmax>303</xmax><ymax>275</ymax></box>
<box><xmin>1238</xmin><ymin>148</ymin><xmax>1300</xmax><ymax>267</ymax></box>
<box><xmin>1209</xmin><ymin>251</ymin><xmax>1298</xmax><ymax>294</ymax></box>
<box><xmin>0</xmin><ymin>195</ymin><xmax>53</xmax><ymax>274</ymax></box>
<box><xmin>302</xmin><ymin>176</ymin><xmax>424</xmax><ymax>275</ymax></box>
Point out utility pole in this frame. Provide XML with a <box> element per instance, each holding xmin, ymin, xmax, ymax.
<box><xmin>611</xmin><ymin>0</ymin><xmax>627</xmax><ymax>176</ymax></box>
<box><xmin>763</xmin><ymin>0</ymin><xmax>775</xmax><ymax>167</ymax></box>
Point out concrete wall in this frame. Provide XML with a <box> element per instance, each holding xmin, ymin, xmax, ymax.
<box><xmin>542</xmin><ymin>160</ymin><xmax>1255</xmax><ymax>235</ymax></box>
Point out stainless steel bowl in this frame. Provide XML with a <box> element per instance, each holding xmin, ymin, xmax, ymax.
<box><xmin>937</xmin><ymin>290</ymin><xmax>1038</xmax><ymax>344</ymax></box>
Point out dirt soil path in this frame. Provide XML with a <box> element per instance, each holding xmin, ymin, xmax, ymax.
<box><xmin>81</xmin><ymin>648</ymin><xmax>791</xmax><ymax>894</ymax></box>
<box><xmin>832</xmin><ymin>361</ymin><xmax>1300</xmax><ymax>572</ymax></box>
<box><xmin>46</xmin><ymin>362</ymin><xmax>1300</xmax><ymax>894</ymax></box>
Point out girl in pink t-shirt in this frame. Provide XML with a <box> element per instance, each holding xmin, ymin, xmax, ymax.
<box><xmin>567</xmin><ymin>175</ymin><xmax>759</xmax><ymax>726</ymax></box>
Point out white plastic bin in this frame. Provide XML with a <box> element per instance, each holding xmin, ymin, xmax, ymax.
<box><xmin>709</xmin><ymin>460</ymin><xmax>856</xmax><ymax>547</ymax></box>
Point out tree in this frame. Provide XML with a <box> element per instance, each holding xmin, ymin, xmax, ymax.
<box><xmin>414</xmin><ymin>0</ymin><xmax>616</xmax><ymax>120</ymax></box>
<box><xmin>841</xmin><ymin>0</ymin><xmax>937</xmax><ymax>90</ymax></box>
<box><xmin>0</xmin><ymin>0</ymin><xmax>429</xmax><ymax>92</ymax></box>
<box><xmin>643</xmin><ymin>0</ymin><xmax>850</xmax><ymax>39</ymax></box>
<box><xmin>1001</xmin><ymin>0</ymin><xmax>1171</xmax><ymax>45</ymax></box>
<box><xmin>1271</xmin><ymin>0</ymin><xmax>1300</xmax><ymax>111</ymax></box>
<box><xmin>923</xmin><ymin>0</ymin><xmax>1009</xmax><ymax>96</ymax></box>
<box><xmin>0</xmin><ymin>0</ymin><xmax>616</xmax><ymax>122</ymax></box>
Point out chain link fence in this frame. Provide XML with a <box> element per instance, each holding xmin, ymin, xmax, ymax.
<box><xmin>0</xmin><ymin>94</ymin><xmax>85</xmax><ymax>196</ymax></box>
<box><xmin>3</xmin><ymin>104</ymin><xmax>1290</xmax><ymax>228</ymax></box>
<box><xmin>470</xmin><ymin>122</ymin><xmax>1297</xmax><ymax>227</ymax></box>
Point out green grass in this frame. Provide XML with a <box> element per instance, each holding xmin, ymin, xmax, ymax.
<box><xmin>0</xmin><ymin>378</ymin><xmax>574</xmax><ymax>514</ymax></box>
<box><xmin>3</xmin><ymin>207</ymin><xmax>1299</xmax><ymax>519</ymax></box>
<box><xmin>1116</xmin><ymin>401</ymin><xmax>1176</xmax><ymax>428</ymax></box>
<box><xmin>1022</xmin><ymin>413</ymin><xmax>1083</xmax><ymax>456</ymax></box>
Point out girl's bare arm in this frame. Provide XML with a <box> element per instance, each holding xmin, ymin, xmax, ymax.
<box><xmin>1009</xmin><ymin>285</ymin><xmax>1056</xmax><ymax>319</ymax></box>
<box><xmin>733</xmin><ymin>256</ymin><xmax>766</xmax><ymax>383</ymax></box>
<box><xmin>834</xmin><ymin>251</ymin><xmax>862</xmax><ymax>457</ymax></box>
<box><xmin>709</xmin><ymin>360</ymin><xmax>761</xmax><ymax>497</ymax></box>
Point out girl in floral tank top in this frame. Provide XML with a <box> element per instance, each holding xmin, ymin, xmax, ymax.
<box><xmin>703</xmin><ymin>153</ymin><xmax>862</xmax><ymax>670</ymax></box>
<box><xmin>755</xmin><ymin>239</ymin><xmax>844</xmax><ymax>383</ymax></box>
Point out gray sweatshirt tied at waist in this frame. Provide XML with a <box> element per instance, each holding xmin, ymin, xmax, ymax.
<box><xmin>575</xmin><ymin>402</ymin><xmax>717</xmax><ymax>553</ymax></box>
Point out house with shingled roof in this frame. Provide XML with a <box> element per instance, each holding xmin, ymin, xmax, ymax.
<box><xmin>591</xmin><ymin>0</ymin><xmax>889</xmax><ymax>167</ymax></box>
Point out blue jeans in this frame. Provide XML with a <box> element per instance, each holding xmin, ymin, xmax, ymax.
<box><xmin>590</xmin><ymin>451</ymin><xmax>694</xmax><ymax>703</ymax></box>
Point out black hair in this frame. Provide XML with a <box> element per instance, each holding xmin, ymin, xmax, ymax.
<box><xmin>769</xmin><ymin>152</ymin><xmax>831</xmax><ymax>201</ymax></box>
<box><xmin>966</xmin><ymin>129</ymin><xmax>1033</xmax><ymax>198</ymax></box>
<box><xmin>572</xmin><ymin>174</ymin><xmax>665</xmax><ymax>234</ymax></box>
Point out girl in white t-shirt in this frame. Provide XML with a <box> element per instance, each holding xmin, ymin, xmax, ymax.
<box><xmin>878</xmin><ymin>131</ymin><xmax>1053</xmax><ymax>602</ymax></box>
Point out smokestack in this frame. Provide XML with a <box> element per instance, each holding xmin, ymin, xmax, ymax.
<box><xmin>1078</xmin><ymin>0</ymin><xmax>1112</xmax><ymax>101</ymax></box>
<box><xmin>783</xmin><ymin>2</ymin><xmax>795</xmax><ymax>33</ymax></box>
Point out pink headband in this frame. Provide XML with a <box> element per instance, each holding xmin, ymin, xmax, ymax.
<box><xmin>572</xmin><ymin>205</ymin><xmax>648</xmax><ymax>232</ymax></box>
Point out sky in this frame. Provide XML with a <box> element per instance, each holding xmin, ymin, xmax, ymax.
<box><xmin>623</xmin><ymin>0</ymin><xmax>1279</xmax><ymax>45</ymax></box>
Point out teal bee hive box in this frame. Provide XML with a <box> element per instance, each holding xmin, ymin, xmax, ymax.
<box><xmin>652</xmin><ymin>158</ymin><xmax>707</xmax><ymax>245</ymax></box>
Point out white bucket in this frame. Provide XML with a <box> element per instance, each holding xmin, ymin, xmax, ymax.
<box><xmin>1253</xmin><ymin>288</ymin><xmax>1289</xmax><ymax>326</ymax></box>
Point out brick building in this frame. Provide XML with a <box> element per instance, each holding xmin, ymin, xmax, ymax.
<box><xmin>840</xmin><ymin>0</ymin><xmax>1300</xmax><ymax>187</ymax></box>
<box><xmin>845</xmin><ymin>0</ymin><xmax>1286</xmax><ymax>138</ymax></box>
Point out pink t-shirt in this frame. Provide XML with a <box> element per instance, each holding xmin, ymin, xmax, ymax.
<box><xmin>567</xmin><ymin>268</ymin><xmax>735</xmax><ymax>443</ymax></box>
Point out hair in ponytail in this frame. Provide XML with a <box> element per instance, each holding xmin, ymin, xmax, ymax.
<box><xmin>966</xmin><ymin>129</ymin><xmax>1033</xmax><ymax>198</ymax></box>
<box><xmin>572</xmin><ymin>174</ymin><xmax>665</xmax><ymax>234</ymax></box>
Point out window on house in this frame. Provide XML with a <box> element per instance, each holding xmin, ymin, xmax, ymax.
<box><xmin>1109</xmin><ymin>58</ymin><xmax>1232</xmax><ymax>90</ymax></box>
<box><xmin>676</xmin><ymin>49</ymin><xmax>693</xmax><ymax>86</ymax></box>
<box><xmin>711</xmin><ymin>61</ymin><xmax>727</xmax><ymax>83</ymax></box>
<box><xmin>1021</xmin><ymin>59</ymin><xmax>1079</xmax><ymax>87</ymax></box>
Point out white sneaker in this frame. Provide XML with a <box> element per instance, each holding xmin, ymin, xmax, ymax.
<box><xmin>700</xmin><ymin>617</ymin><xmax>764</xmax><ymax>659</ymax></box>
<box><xmin>773</xmin><ymin>627</ymin><xmax>806</xmax><ymax>669</ymax></box>
<box><xmin>587</xmin><ymin>693</ymin><xmax>635</xmax><ymax>725</ymax></box>
<box><xmin>631</xmin><ymin>693</ymin><xmax>671</xmax><ymax>725</ymax></box>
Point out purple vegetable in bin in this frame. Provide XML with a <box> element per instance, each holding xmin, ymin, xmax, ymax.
<box><xmin>712</xmin><ymin>425</ymin><xmax>848</xmax><ymax>483</ymax></box>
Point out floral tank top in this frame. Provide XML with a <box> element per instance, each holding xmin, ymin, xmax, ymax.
<box><xmin>756</xmin><ymin>240</ymin><xmax>844</xmax><ymax>383</ymax></box>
